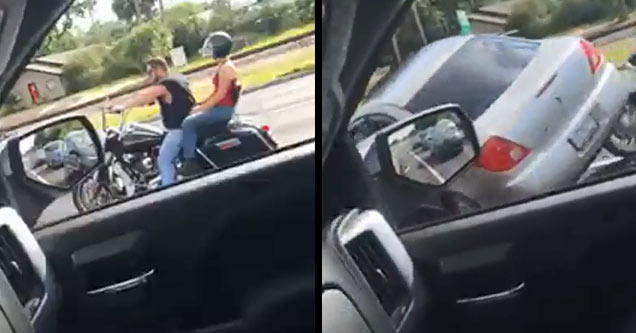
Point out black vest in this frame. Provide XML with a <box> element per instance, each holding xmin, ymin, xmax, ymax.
<box><xmin>158</xmin><ymin>79</ymin><xmax>195</xmax><ymax>129</ymax></box>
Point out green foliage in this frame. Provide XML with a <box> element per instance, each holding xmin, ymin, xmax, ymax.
<box><xmin>37</xmin><ymin>0</ymin><xmax>95</xmax><ymax>56</ymax></box>
<box><xmin>103</xmin><ymin>20</ymin><xmax>173</xmax><ymax>80</ymax></box>
<box><xmin>37</xmin><ymin>0</ymin><xmax>316</xmax><ymax>95</ymax></box>
<box><xmin>0</xmin><ymin>92</ymin><xmax>23</xmax><ymax>117</ymax></box>
<box><xmin>550</xmin><ymin>0</ymin><xmax>612</xmax><ymax>31</ymax></box>
<box><xmin>294</xmin><ymin>0</ymin><xmax>316</xmax><ymax>24</ymax></box>
<box><xmin>206</xmin><ymin>0</ymin><xmax>236</xmax><ymax>34</ymax></box>
<box><xmin>38</xmin><ymin>31</ymin><xmax>81</xmax><ymax>56</ymax></box>
<box><xmin>84</xmin><ymin>21</ymin><xmax>128</xmax><ymax>45</ymax></box>
<box><xmin>112</xmin><ymin>0</ymin><xmax>157</xmax><ymax>22</ymax></box>
<box><xmin>507</xmin><ymin>0</ymin><xmax>632</xmax><ymax>38</ymax></box>
<box><xmin>62</xmin><ymin>21</ymin><xmax>173</xmax><ymax>91</ymax></box>
<box><xmin>62</xmin><ymin>45</ymin><xmax>109</xmax><ymax>93</ymax></box>
<box><xmin>164</xmin><ymin>3</ymin><xmax>206</xmax><ymax>58</ymax></box>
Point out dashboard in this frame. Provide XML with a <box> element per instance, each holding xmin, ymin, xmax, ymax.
<box><xmin>0</xmin><ymin>207</ymin><xmax>57</xmax><ymax>333</ymax></box>
<box><xmin>322</xmin><ymin>209</ymin><xmax>428</xmax><ymax>333</ymax></box>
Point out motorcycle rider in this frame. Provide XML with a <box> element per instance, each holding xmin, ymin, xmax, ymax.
<box><xmin>108</xmin><ymin>57</ymin><xmax>194</xmax><ymax>186</ymax></box>
<box><xmin>180</xmin><ymin>31</ymin><xmax>240</xmax><ymax>174</ymax></box>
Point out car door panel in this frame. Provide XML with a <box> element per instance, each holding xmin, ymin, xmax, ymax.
<box><xmin>398</xmin><ymin>174</ymin><xmax>636</xmax><ymax>332</ymax></box>
<box><xmin>33</xmin><ymin>142</ymin><xmax>316</xmax><ymax>332</ymax></box>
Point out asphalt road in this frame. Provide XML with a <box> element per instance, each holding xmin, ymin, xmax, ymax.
<box><xmin>36</xmin><ymin>74</ymin><xmax>316</xmax><ymax>226</ymax></box>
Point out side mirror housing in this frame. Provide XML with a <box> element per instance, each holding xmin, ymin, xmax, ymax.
<box><xmin>374</xmin><ymin>104</ymin><xmax>479</xmax><ymax>187</ymax></box>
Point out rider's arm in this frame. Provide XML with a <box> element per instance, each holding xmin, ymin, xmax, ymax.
<box><xmin>120</xmin><ymin>85</ymin><xmax>168</xmax><ymax>110</ymax></box>
<box><xmin>193</xmin><ymin>66</ymin><xmax>235</xmax><ymax>112</ymax></box>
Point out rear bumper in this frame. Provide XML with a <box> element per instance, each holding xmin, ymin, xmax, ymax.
<box><xmin>450</xmin><ymin>63</ymin><xmax>630</xmax><ymax>208</ymax></box>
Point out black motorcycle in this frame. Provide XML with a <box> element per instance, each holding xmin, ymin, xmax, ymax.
<box><xmin>72</xmin><ymin>106</ymin><xmax>277</xmax><ymax>212</ymax></box>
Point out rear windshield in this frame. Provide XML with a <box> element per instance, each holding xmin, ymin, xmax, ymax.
<box><xmin>405</xmin><ymin>37</ymin><xmax>539</xmax><ymax>120</ymax></box>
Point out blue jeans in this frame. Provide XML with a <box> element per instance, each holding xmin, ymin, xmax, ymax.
<box><xmin>181</xmin><ymin>106</ymin><xmax>235</xmax><ymax>159</ymax></box>
<box><xmin>158</xmin><ymin>129</ymin><xmax>183</xmax><ymax>186</ymax></box>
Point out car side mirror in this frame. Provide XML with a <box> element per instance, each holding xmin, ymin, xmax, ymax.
<box><xmin>375</xmin><ymin>104</ymin><xmax>479</xmax><ymax>187</ymax></box>
<box><xmin>10</xmin><ymin>116</ymin><xmax>104</xmax><ymax>190</ymax></box>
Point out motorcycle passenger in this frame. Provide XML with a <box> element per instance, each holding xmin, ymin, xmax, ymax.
<box><xmin>180</xmin><ymin>31</ymin><xmax>240</xmax><ymax>175</ymax></box>
<box><xmin>109</xmin><ymin>58</ymin><xmax>195</xmax><ymax>186</ymax></box>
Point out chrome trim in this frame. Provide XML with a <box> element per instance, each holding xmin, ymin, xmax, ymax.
<box><xmin>196</xmin><ymin>148</ymin><xmax>218</xmax><ymax>169</ymax></box>
<box><xmin>87</xmin><ymin>269</ymin><xmax>155</xmax><ymax>296</ymax></box>
<box><xmin>456</xmin><ymin>282</ymin><xmax>525</xmax><ymax>304</ymax></box>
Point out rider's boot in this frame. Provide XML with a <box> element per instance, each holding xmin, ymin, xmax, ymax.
<box><xmin>179</xmin><ymin>158</ymin><xmax>203</xmax><ymax>178</ymax></box>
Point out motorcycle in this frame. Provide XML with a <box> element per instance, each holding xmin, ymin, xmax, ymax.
<box><xmin>72</xmin><ymin>105</ymin><xmax>277</xmax><ymax>212</ymax></box>
<box><xmin>606</xmin><ymin>53</ymin><xmax>636</xmax><ymax>157</ymax></box>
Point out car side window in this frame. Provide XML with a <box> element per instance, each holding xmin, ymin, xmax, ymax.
<box><xmin>1</xmin><ymin>2</ymin><xmax>317</xmax><ymax>228</ymax></box>
<box><xmin>350</xmin><ymin>114</ymin><xmax>396</xmax><ymax>144</ymax></box>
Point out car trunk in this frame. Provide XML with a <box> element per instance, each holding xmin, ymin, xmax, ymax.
<box><xmin>476</xmin><ymin>36</ymin><xmax>600</xmax><ymax>152</ymax></box>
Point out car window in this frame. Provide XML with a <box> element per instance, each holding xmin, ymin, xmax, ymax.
<box><xmin>349</xmin><ymin>114</ymin><xmax>396</xmax><ymax>144</ymax></box>
<box><xmin>0</xmin><ymin>0</ymin><xmax>316</xmax><ymax>227</ymax></box>
<box><xmin>349</xmin><ymin>0</ymin><xmax>636</xmax><ymax>231</ymax></box>
<box><xmin>405</xmin><ymin>37</ymin><xmax>538</xmax><ymax>119</ymax></box>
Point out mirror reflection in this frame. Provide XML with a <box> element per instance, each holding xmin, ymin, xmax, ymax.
<box><xmin>388</xmin><ymin>111</ymin><xmax>476</xmax><ymax>186</ymax></box>
<box><xmin>20</xmin><ymin>120</ymin><xmax>98</xmax><ymax>189</ymax></box>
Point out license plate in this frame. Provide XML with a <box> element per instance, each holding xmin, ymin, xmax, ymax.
<box><xmin>568</xmin><ymin>116</ymin><xmax>599</xmax><ymax>151</ymax></box>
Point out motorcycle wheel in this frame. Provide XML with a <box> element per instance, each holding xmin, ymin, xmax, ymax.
<box><xmin>606</xmin><ymin>99</ymin><xmax>636</xmax><ymax>157</ymax></box>
<box><xmin>72</xmin><ymin>175</ymin><xmax>114</xmax><ymax>213</ymax></box>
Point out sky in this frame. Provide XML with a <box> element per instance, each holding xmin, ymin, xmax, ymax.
<box><xmin>76</xmin><ymin>0</ymin><xmax>255</xmax><ymax>30</ymax></box>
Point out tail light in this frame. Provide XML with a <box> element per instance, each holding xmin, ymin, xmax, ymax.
<box><xmin>261</xmin><ymin>125</ymin><xmax>270</xmax><ymax>132</ymax></box>
<box><xmin>475</xmin><ymin>136</ymin><xmax>531</xmax><ymax>172</ymax></box>
<box><xmin>580</xmin><ymin>39</ymin><xmax>603</xmax><ymax>74</ymax></box>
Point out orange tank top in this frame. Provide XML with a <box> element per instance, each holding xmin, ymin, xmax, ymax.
<box><xmin>213</xmin><ymin>72</ymin><xmax>238</xmax><ymax>107</ymax></box>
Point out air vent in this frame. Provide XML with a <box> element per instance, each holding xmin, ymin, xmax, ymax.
<box><xmin>0</xmin><ymin>226</ymin><xmax>43</xmax><ymax>318</ymax></box>
<box><xmin>345</xmin><ymin>231</ymin><xmax>410</xmax><ymax>324</ymax></box>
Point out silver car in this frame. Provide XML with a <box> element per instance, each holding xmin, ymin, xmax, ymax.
<box><xmin>350</xmin><ymin>34</ymin><xmax>631</xmax><ymax>208</ymax></box>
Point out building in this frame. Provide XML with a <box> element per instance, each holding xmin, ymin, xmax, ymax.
<box><xmin>9</xmin><ymin>46</ymin><xmax>97</xmax><ymax>108</ymax></box>
<box><xmin>10</xmin><ymin>57</ymin><xmax>65</xmax><ymax>108</ymax></box>
<box><xmin>467</xmin><ymin>0</ymin><xmax>517</xmax><ymax>34</ymax></box>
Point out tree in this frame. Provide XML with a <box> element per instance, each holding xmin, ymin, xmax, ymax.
<box><xmin>616</xmin><ymin>0</ymin><xmax>629</xmax><ymax>22</ymax></box>
<box><xmin>38</xmin><ymin>0</ymin><xmax>94</xmax><ymax>56</ymax></box>
<box><xmin>84</xmin><ymin>21</ymin><xmax>128</xmax><ymax>45</ymax></box>
<box><xmin>112</xmin><ymin>0</ymin><xmax>157</xmax><ymax>22</ymax></box>
<box><xmin>164</xmin><ymin>3</ymin><xmax>206</xmax><ymax>57</ymax></box>
<box><xmin>207</xmin><ymin>0</ymin><xmax>236</xmax><ymax>33</ymax></box>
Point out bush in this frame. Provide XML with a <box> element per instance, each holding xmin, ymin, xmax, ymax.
<box><xmin>294</xmin><ymin>0</ymin><xmax>315</xmax><ymax>23</ymax></box>
<box><xmin>508</xmin><ymin>0</ymin><xmax>613</xmax><ymax>38</ymax></box>
<box><xmin>62</xmin><ymin>45</ymin><xmax>109</xmax><ymax>93</ymax></box>
<box><xmin>84</xmin><ymin>21</ymin><xmax>128</xmax><ymax>45</ymax></box>
<box><xmin>0</xmin><ymin>92</ymin><xmax>23</xmax><ymax>117</ymax></box>
<box><xmin>549</xmin><ymin>0</ymin><xmax>612</xmax><ymax>32</ymax></box>
<box><xmin>506</xmin><ymin>0</ymin><xmax>553</xmax><ymax>31</ymax></box>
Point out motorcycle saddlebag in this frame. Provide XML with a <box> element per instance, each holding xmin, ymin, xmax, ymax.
<box><xmin>197</xmin><ymin>126</ymin><xmax>273</xmax><ymax>168</ymax></box>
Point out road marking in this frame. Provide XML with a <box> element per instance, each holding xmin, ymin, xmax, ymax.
<box><xmin>408</xmin><ymin>151</ymin><xmax>445</xmax><ymax>184</ymax></box>
<box><xmin>38</xmin><ymin>103</ymin><xmax>58</xmax><ymax>115</ymax></box>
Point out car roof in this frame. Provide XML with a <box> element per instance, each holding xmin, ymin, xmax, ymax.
<box><xmin>367</xmin><ymin>35</ymin><xmax>473</xmax><ymax>107</ymax></box>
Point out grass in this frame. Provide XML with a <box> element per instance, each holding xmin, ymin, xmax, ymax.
<box><xmin>599</xmin><ymin>37</ymin><xmax>636</xmax><ymax>65</ymax></box>
<box><xmin>87</xmin><ymin>45</ymin><xmax>316</xmax><ymax>129</ymax></box>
